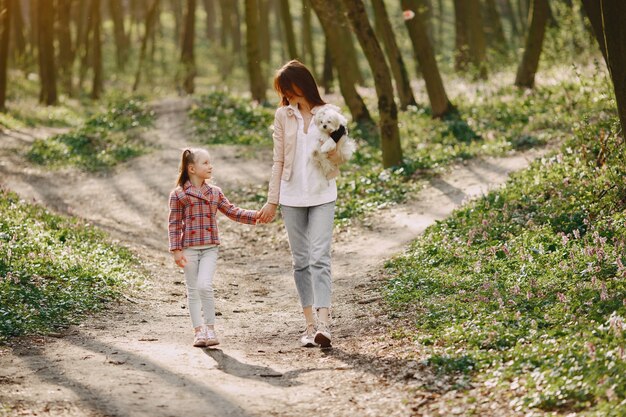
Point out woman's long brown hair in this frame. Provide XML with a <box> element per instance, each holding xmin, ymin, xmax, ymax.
<box><xmin>273</xmin><ymin>60</ymin><xmax>325</xmax><ymax>107</ymax></box>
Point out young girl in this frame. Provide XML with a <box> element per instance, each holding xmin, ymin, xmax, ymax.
<box><xmin>168</xmin><ymin>148</ymin><xmax>259</xmax><ymax>347</ymax></box>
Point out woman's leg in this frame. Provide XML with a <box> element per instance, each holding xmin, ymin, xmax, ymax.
<box><xmin>308</xmin><ymin>201</ymin><xmax>335</xmax><ymax>310</ymax></box>
<box><xmin>281</xmin><ymin>205</ymin><xmax>314</xmax><ymax>309</ymax></box>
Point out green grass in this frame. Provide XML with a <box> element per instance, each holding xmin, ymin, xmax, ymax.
<box><xmin>26</xmin><ymin>99</ymin><xmax>155</xmax><ymax>171</ymax></box>
<box><xmin>188</xmin><ymin>91</ymin><xmax>275</xmax><ymax>146</ymax></box>
<box><xmin>0</xmin><ymin>188</ymin><xmax>144</xmax><ymax>341</ymax></box>
<box><xmin>384</xmin><ymin>93</ymin><xmax>626</xmax><ymax>413</ymax></box>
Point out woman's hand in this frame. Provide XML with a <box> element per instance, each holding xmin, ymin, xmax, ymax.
<box><xmin>173</xmin><ymin>250</ymin><xmax>187</xmax><ymax>268</ymax></box>
<box><xmin>258</xmin><ymin>202</ymin><xmax>277</xmax><ymax>223</ymax></box>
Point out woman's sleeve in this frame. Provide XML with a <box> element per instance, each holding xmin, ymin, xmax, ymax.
<box><xmin>267</xmin><ymin>109</ymin><xmax>284</xmax><ymax>205</ymax></box>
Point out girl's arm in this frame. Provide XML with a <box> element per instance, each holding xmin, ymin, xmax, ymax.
<box><xmin>168</xmin><ymin>191</ymin><xmax>185</xmax><ymax>252</ymax></box>
<box><xmin>216</xmin><ymin>188</ymin><xmax>259</xmax><ymax>225</ymax></box>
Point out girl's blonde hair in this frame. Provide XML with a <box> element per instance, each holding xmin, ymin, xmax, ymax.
<box><xmin>176</xmin><ymin>148</ymin><xmax>207</xmax><ymax>187</ymax></box>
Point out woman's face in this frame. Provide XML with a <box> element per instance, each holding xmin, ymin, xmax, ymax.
<box><xmin>284</xmin><ymin>84</ymin><xmax>308</xmax><ymax>108</ymax></box>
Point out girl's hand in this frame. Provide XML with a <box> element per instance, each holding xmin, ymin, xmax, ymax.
<box><xmin>173</xmin><ymin>250</ymin><xmax>187</xmax><ymax>268</ymax></box>
<box><xmin>258</xmin><ymin>202</ymin><xmax>277</xmax><ymax>223</ymax></box>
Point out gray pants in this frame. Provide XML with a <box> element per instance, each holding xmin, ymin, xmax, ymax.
<box><xmin>182</xmin><ymin>246</ymin><xmax>219</xmax><ymax>327</ymax></box>
<box><xmin>281</xmin><ymin>201</ymin><xmax>335</xmax><ymax>309</ymax></box>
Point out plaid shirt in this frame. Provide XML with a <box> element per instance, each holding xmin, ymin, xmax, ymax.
<box><xmin>168</xmin><ymin>181</ymin><xmax>258</xmax><ymax>252</ymax></box>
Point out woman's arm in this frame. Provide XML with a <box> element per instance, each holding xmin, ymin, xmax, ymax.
<box><xmin>260</xmin><ymin>109</ymin><xmax>285</xmax><ymax>223</ymax></box>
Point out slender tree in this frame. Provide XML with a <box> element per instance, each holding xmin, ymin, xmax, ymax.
<box><xmin>90</xmin><ymin>0</ymin><xmax>103</xmax><ymax>99</ymax></box>
<box><xmin>402</xmin><ymin>0</ymin><xmax>453</xmax><ymax>117</ymax></box>
<box><xmin>219</xmin><ymin>0</ymin><xmax>232</xmax><ymax>48</ymax></box>
<box><xmin>372</xmin><ymin>0</ymin><xmax>417</xmax><ymax>110</ymax></box>
<box><xmin>56</xmin><ymin>0</ymin><xmax>74</xmax><ymax>95</ymax></box>
<box><xmin>342</xmin><ymin>0</ymin><xmax>402</xmax><ymax>167</ymax></box>
<box><xmin>514</xmin><ymin>0</ymin><xmax>549</xmax><ymax>88</ymax></box>
<box><xmin>453</xmin><ymin>0</ymin><xmax>470</xmax><ymax>71</ymax></box>
<box><xmin>181</xmin><ymin>0</ymin><xmax>196</xmax><ymax>94</ymax></box>
<box><xmin>258</xmin><ymin>0</ymin><xmax>270</xmax><ymax>63</ymax></box>
<box><xmin>581</xmin><ymin>0</ymin><xmax>626</xmax><ymax>135</ymax></box>
<box><xmin>37</xmin><ymin>0</ymin><xmax>57</xmax><ymax>105</ymax></box>
<box><xmin>484</xmin><ymin>0</ymin><xmax>508</xmax><ymax>52</ymax></box>
<box><xmin>466</xmin><ymin>0</ymin><xmax>488</xmax><ymax>78</ymax></box>
<box><xmin>321</xmin><ymin>40</ymin><xmax>333</xmax><ymax>93</ymax></box>
<box><xmin>170</xmin><ymin>0</ymin><xmax>182</xmax><ymax>46</ymax></box>
<box><xmin>10</xmin><ymin>0</ymin><xmax>25</xmax><ymax>65</ymax></box>
<box><xmin>301</xmin><ymin>0</ymin><xmax>316</xmax><ymax>76</ymax></box>
<box><xmin>202</xmin><ymin>0</ymin><xmax>216</xmax><ymax>41</ymax></box>
<box><xmin>279</xmin><ymin>0</ymin><xmax>298</xmax><ymax>59</ymax></box>
<box><xmin>309</xmin><ymin>0</ymin><xmax>373</xmax><ymax>128</ymax></box>
<box><xmin>110</xmin><ymin>0</ymin><xmax>128</xmax><ymax>69</ymax></box>
<box><xmin>133</xmin><ymin>0</ymin><xmax>160</xmax><ymax>91</ymax></box>
<box><xmin>0</xmin><ymin>0</ymin><xmax>11</xmax><ymax>111</ymax></box>
<box><xmin>245</xmin><ymin>0</ymin><xmax>266</xmax><ymax>102</ymax></box>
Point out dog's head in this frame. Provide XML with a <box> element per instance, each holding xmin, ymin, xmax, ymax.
<box><xmin>314</xmin><ymin>107</ymin><xmax>347</xmax><ymax>134</ymax></box>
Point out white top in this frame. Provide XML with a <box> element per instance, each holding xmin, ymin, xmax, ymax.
<box><xmin>279</xmin><ymin>104</ymin><xmax>337</xmax><ymax>207</ymax></box>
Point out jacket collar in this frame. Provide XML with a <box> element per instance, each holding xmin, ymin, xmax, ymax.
<box><xmin>183</xmin><ymin>180</ymin><xmax>212</xmax><ymax>201</ymax></box>
<box><xmin>286</xmin><ymin>104</ymin><xmax>324</xmax><ymax>117</ymax></box>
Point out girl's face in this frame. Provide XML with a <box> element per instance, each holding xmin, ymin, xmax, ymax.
<box><xmin>188</xmin><ymin>150</ymin><xmax>213</xmax><ymax>181</ymax></box>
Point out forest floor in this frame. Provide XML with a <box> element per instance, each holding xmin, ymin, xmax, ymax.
<box><xmin>0</xmin><ymin>97</ymin><xmax>550</xmax><ymax>417</ymax></box>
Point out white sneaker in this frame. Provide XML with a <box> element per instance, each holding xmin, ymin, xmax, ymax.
<box><xmin>205</xmin><ymin>328</ymin><xmax>220</xmax><ymax>347</ymax></box>
<box><xmin>300</xmin><ymin>323</ymin><xmax>318</xmax><ymax>347</ymax></box>
<box><xmin>314</xmin><ymin>322</ymin><xmax>331</xmax><ymax>348</ymax></box>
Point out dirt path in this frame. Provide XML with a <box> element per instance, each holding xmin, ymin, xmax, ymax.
<box><xmin>0</xmin><ymin>98</ymin><xmax>548</xmax><ymax>417</ymax></box>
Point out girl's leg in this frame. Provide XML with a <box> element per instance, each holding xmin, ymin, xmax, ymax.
<box><xmin>281</xmin><ymin>205</ymin><xmax>314</xmax><ymax>309</ymax></box>
<box><xmin>182</xmin><ymin>249</ymin><xmax>204</xmax><ymax>328</ymax></box>
<box><xmin>196</xmin><ymin>247</ymin><xmax>219</xmax><ymax>328</ymax></box>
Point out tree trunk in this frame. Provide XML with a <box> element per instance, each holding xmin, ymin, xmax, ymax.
<box><xmin>466</xmin><ymin>0</ymin><xmax>488</xmax><ymax>79</ymax></box>
<box><xmin>372</xmin><ymin>0</ymin><xmax>417</xmax><ymax>110</ymax></box>
<box><xmin>342</xmin><ymin>0</ymin><xmax>402</xmax><ymax>168</ymax></box>
<box><xmin>301</xmin><ymin>0</ymin><xmax>316</xmax><ymax>76</ymax></box>
<box><xmin>110</xmin><ymin>0</ymin><xmax>128</xmax><ymax>69</ymax></box>
<box><xmin>338</xmin><ymin>9</ymin><xmax>365</xmax><ymax>87</ymax></box>
<box><xmin>453</xmin><ymin>0</ymin><xmax>470</xmax><ymax>71</ymax></box>
<box><xmin>258</xmin><ymin>0</ymin><xmax>270</xmax><ymax>63</ymax></box>
<box><xmin>279</xmin><ymin>0</ymin><xmax>298</xmax><ymax>59</ymax></box>
<box><xmin>90</xmin><ymin>0</ymin><xmax>103</xmax><ymax>99</ymax></box>
<box><xmin>29</xmin><ymin>0</ymin><xmax>37</xmax><ymax>55</ymax></box>
<box><xmin>78</xmin><ymin>0</ymin><xmax>92</xmax><ymax>91</ymax></box>
<box><xmin>402</xmin><ymin>0</ymin><xmax>453</xmax><ymax>117</ymax></box>
<box><xmin>56</xmin><ymin>0</ymin><xmax>74</xmax><ymax>95</ymax></box>
<box><xmin>0</xmin><ymin>0</ymin><xmax>11</xmax><ymax>112</ymax></box>
<box><xmin>321</xmin><ymin>39</ymin><xmax>333</xmax><ymax>93</ymax></box>
<box><xmin>231</xmin><ymin>0</ymin><xmax>242</xmax><ymax>55</ymax></box>
<box><xmin>499</xmin><ymin>0</ymin><xmax>521</xmax><ymax>38</ymax></box>
<box><xmin>514</xmin><ymin>0</ymin><xmax>548</xmax><ymax>88</ymax></box>
<box><xmin>170</xmin><ymin>0</ymin><xmax>182</xmax><ymax>46</ymax></box>
<box><xmin>10</xmin><ymin>0</ymin><xmax>25</xmax><ymax>65</ymax></box>
<box><xmin>133</xmin><ymin>0</ymin><xmax>159</xmax><ymax>91</ymax></box>
<box><xmin>245</xmin><ymin>0</ymin><xmax>266</xmax><ymax>102</ymax></box>
<box><xmin>581</xmin><ymin>0</ymin><xmax>626</xmax><ymax>135</ymax></box>
<box><xmin>181</xmin><ymin>0</ymin><xmax>196</xmax><ymax>94</ymax></box>
<box><xmin>219</xmin><ymin>0</ymin><xmax>230</xmax><ymax>48</ymax></box>
<box><xmin>37</xmin><ymin>0</ymin><xmax>57</xmax><ymax>105</ymax></box>
<box><xmin>484</xmin><ymin>0</ymin><xmax>508</xmax><ymax>52</ymax></box>
<box><xmin>309</xmin><ymin>0</ymin><xmax>373</xmax><ymax>128</ymax></box>
<box><xmin>202</xmin><ymin>0</ymin><xmax>216</xmax><ymax>41</ymax></box>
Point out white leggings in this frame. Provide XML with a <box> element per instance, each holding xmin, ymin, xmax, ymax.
<box><xmin>182</xmin><ymin>246</ymin><xmax>218</xmax><ymax>328</ymax></box>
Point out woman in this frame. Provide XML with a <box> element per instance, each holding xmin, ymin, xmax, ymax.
<box><xmin>258</xmin><ymin>60</ymin><xmax>346</xmax><ymax>348</ymax></box>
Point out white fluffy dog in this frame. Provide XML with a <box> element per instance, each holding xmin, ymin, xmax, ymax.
<box><xmin>311</xmin><ymin>106</ymin><xmax>356</xmax><ymax>177</ymax></box>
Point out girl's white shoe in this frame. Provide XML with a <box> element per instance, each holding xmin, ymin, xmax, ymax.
<box><xmin>314</xmin><ymin>322</ymin><xmax>331</xmax><ymax>348</ymax></box>
<box><xmin>205</xmin><ymin>328</ymin><xmax>220</xmax><ymax>346</ymax></box>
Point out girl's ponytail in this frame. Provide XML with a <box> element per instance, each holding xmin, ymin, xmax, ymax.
<box><xmin>176</xmin><ymin>148</ymin><xmax>194</xmax><ymax>187</ymax></box>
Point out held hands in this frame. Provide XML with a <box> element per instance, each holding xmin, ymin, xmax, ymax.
<box><xmin>173</xmin><ymin>250</ymin><xmax>187</xmax><ymax>268</ymax></box>
<box><xmin>257</xmin><ymin>202</ymin><xmax>277</xmax><ymax>224</ymax></box>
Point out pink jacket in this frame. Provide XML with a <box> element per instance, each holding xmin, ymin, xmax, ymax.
<box><xmin>168</xmin><ymin>181</ymin><xmax>258</xmax><ymax>252</ymax></box>
<box><xmin>267</xmin><ymin>104</ymin><xmax>345</xmax><ymax>205</ymax></box>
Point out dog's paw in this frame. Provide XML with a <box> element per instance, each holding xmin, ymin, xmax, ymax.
<box><xmin>320</xmin><ymin>140</ymin><xmax>336</xmax><ymax>153</ymax></box>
